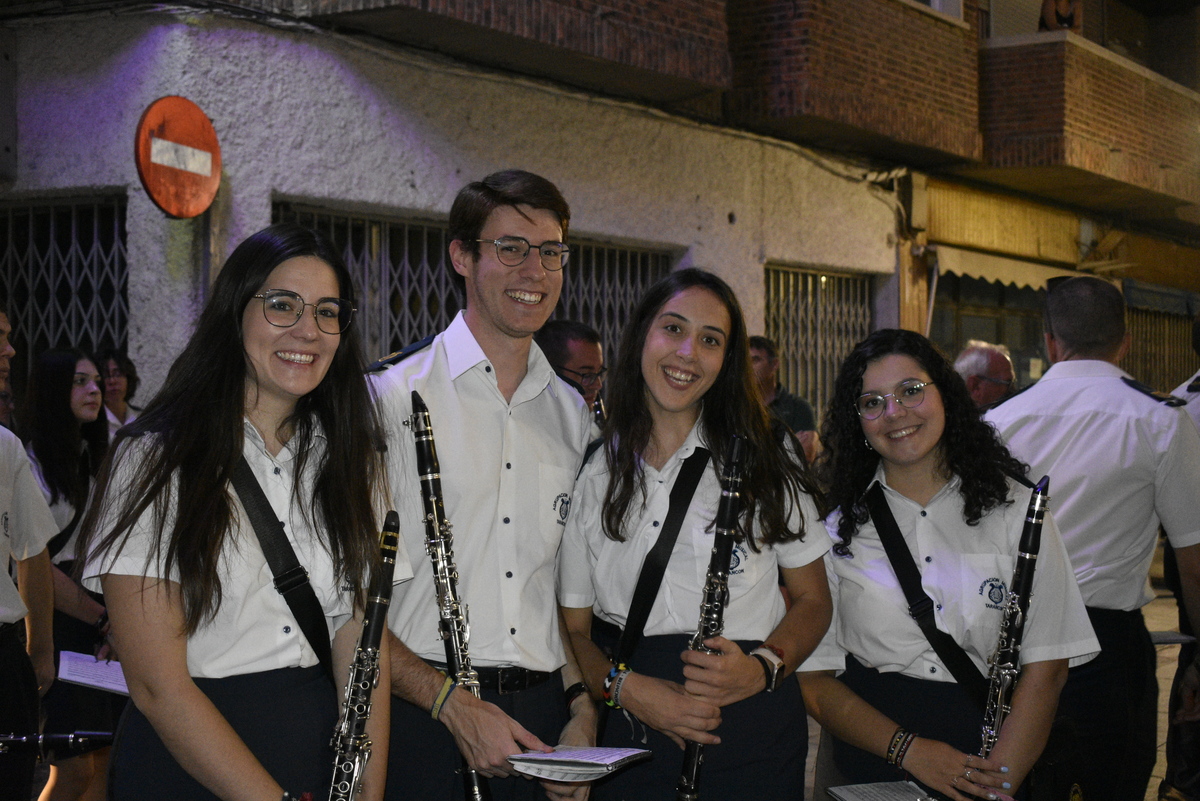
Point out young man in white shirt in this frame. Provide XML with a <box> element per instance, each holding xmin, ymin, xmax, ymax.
<box><xmin>374</xmin><ymin>170</ymin><xmax>595</xmax><ymax>801</ymax></box>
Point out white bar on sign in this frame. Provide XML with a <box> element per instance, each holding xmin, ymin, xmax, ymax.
<box><xmin>150</xmin><ymin>136</ymin><xmax>213</xmax><ymax>177</ymax></box>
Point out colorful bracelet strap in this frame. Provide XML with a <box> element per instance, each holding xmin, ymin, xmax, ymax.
<box><xmin>603</xmin><ymin>663</ymin><xmax>629</xmax><ymax>709</ymax></box>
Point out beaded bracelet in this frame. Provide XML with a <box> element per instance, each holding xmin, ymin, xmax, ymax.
<box><xmin>603</xmin><ymin>663</ymin><xmax>629</xmax><ymax>709</ymax></box>
<box><xmin>893</xmin><ymin>732</ymin><xmax>918</xmax><ymax>768</ymax></box>
<box><xmin>885</xmin><ymin>727</ymin><xmax>907</xmax><ymax>764</ymax></box>
<box><xmin>430</xmin><ymin>675</ymin><xmax>457</xmax><ymax>721</ymax></box>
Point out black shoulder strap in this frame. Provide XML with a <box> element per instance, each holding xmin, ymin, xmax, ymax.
<box><xmin>230</xmin><ymin>456</ymin><xmax>333</xmax><ymax>680</ymax></box>
<box><xmin>367</xmin><ymin>334</ymin><xmax>436</xmax><ymax>373</ymax></box>
<box><xmin>578</xmin><ymin>437</ymin><xmax>604</xmax><ymax>480</ymax></box>
<box><xmin>614</xmin><ymin>448</ymin><xmax>711</xmax><ymax>666</ymax></box>
<box><xmin>45</xmin><ymin>507</ymin><xmax>83</xmax><ymax>560</ymax></box>
<box><xmin>863</xmin><ymin>482</ymin><xmax>988</xmax><ymax>711</ymax></box>
<box><xmin>1121</xmin><ymin>376</ymin><xmax>1187</xmax><ymax>407</ymax></box>
<box><xmin>1002</xmin><ymin>467</ymin><xmax>1036</xmax><ymax>490</ymax></box>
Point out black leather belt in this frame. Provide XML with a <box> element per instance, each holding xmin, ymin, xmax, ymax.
<box><xmin>428</xmin><ymin>662</ymin><xmax>556</xmax><ymax>695</ymax></box>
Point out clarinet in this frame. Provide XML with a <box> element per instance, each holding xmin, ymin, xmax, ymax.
<box><xmin>0</xmin><ymin>731</ymin><xmax>112</xmax><ymax>758</ymax></box>
<box><xmin>407</xmin><ymin>390</ymin><xmax>491</xmax><ymax>801</ymax></box>
<box><xmin>677</xmin><ymin>435</ymin><xmax>747</xmax><ymax>801</ymax></box>
<box><xmin>329</xmin><ymin>510</ymin><xmax>402</xmax><ymax>801</ymax></box>
<box><xmin>979</xmin><ymin>475</ymin><xmax>1050</xmax><ymax>758</ymax></box>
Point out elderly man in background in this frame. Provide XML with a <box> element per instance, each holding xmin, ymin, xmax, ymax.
<box><xmin>749</xmin><ymin>335</ymin><xmax>818</xmax><ymax>462</ymax></box>
<box><xmin>954</xmin><ymin>339</ymin><xmax>1015</xmax><ymax>408</ymax></box>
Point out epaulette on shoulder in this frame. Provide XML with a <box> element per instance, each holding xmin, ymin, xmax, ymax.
<box><xmin>1120</xmin><ymin>377</ymin><xmax>1187</xmax><ymax>407</ymax></box>
<box><xmin>366</xmin><ymin>334</ymin><xmax>436</xmax><ymax>374</ymax></box>
<box><xmin>983</xmin><ymin>380</ymin><xmax>1035</xmax><ymax>411</ymax></box>
<box><xmin>1188</xmin><ymin>376</ymin><xmax>1200</xmax><ymax>394</ymax></box>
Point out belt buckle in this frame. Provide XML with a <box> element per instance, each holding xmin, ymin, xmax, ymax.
<box><xmin>496</xmin><ymin>667</ymin><xmax>520</xmax><ymax>695</ymax></box>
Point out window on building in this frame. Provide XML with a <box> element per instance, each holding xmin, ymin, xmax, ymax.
<box><xmin>0</xmin><ymin>196</ymin><xmax>128</xmax><ymax>386</ymax></box>
<box><xmin>764</xmin><ymin>265</ymin><xmax>873</xmax><ymax>418</ymax></box>
<box><xmin>914</xmin><ymin>0</ymin><xmax>964</xmax><ymax>18</ymax></box>
<box><xmin>929</xmin><ymin>272</ymin><xmax>1045</xmax><ymax>388</ymax></box>
<box><xmin>273</xmin><ymin>203</ymin><xmax>672</xmax><ymax>363</ymax></box>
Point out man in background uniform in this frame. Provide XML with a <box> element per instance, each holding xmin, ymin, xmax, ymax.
<box><xmin>749</xmin><ymin>335</ymin><xmax>818</xmax><ymax>462</ymax></box>
<box><xmin>985</xmin><ymin>276</ymin><xmax>1200</xmax><ymax>801</ymax></box>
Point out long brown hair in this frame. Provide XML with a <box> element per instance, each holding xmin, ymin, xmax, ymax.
<box><xmin>79</xmin><ymin>224</ymin><xmax>385</xmax><ymax>633</ymax></box>
<box><xmin>600</xmin><ymin>268</ymin><xmax>822</xmax><ymax>549</ymax></box>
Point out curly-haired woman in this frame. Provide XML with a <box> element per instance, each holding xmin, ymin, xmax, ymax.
<box><xmin>799</xmin><ymin>329</ymin><xmax>1097</xmax><ymax>800</ymax></box>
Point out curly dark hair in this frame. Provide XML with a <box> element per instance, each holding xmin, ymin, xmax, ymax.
<box><xmin>815</xmin><ymin>329</ymin><xmax>1026</xmax><ymax>555</ymax></box>
<box><xmin>601</xmin><ymin>268</ymin><xmax>823</xmax><ymax>549</ymax></box>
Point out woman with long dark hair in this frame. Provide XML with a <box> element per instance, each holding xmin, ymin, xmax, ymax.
<box><xmin>559</xmin><ymin>268</ymin><xmax>832</xmax><ymax>798</ymax></box>
<box><xmin>79</xmin><ymin>223</ymin><xmax>399</xmax><ymax>801</ymax></box>
<box><xmin>23</xmin><ymin>348</ymin><xmax>119</xmax><ymax>801</ymax></box>
<box><xmin>799</xmin><ymin>329</ymin><xmax>1097</xmax><ymax>800</ymax></box>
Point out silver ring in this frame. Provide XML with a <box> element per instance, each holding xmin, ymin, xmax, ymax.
<box><xmin>965</xmin><ymin>768</ymin><xmax>973</xmax><ymax>781</ymax></box>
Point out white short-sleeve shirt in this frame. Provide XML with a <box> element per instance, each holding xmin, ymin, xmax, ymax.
<box><xmin>81</xmin><ymin>422</ymin><xmax>413</xmax><ymax>678</ymax></box>
<box><xmin>0</xmin><ymin>426</ymin><xmax>59</xmax><ymax>624</ymax></box>
<box><xmin>371</xmin><ymin>313</ymin><xmax>593</xmax><ymax>672</ymax></box>
<box><xmin>985</xmin><ymin>360</ymin><xmax>1200</xmax><ymax>610</ymax></box>
<box><xmin>800</xmin><ymin>471</ymin><xmax>1099</xmax><ymax>681</ymax></box>
<box><xmin>558</xmin><ymin>422</ymin><xmax>830</xmax><ymax>642</ymax></box>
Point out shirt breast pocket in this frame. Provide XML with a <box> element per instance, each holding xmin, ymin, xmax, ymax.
<box><xmin>957</xmin><ymin>553</ymin><xmax>1015</xmax><ymax>658</ymax></box>
<box><xmin>538</xmin><ymin>463</ymin><xmax>575</xmax><ymax>546</ymax></box>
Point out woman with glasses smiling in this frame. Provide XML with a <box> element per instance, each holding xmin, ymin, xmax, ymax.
<box><xmin>798</xmin><ymin>329</ymin><xmax>1097</xmax><ymax>801</ymax></box>
<box><xmin>78</xmin><ymin>223</ymin><xmax>399</xmax><ymax>801</ymax></box>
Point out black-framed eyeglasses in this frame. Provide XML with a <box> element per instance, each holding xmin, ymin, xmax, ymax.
<box><xmin>855</xmin><ymin>380</ymin><xmax>933</xmax><ymax>420</ymax></box>
<box><xmin>558</xmin><ymin>365</ymin><xmax>607</xmax><ymax>387</ymax></box>
<box><xmin>477</xmin><ymin>236</ymin><xmax>570</xmax><ymax>271</ymax></box>
<box><xmin>252</xmin><ymin>289</ymin><xmax>355</xmax><ymax>335</ymax></box>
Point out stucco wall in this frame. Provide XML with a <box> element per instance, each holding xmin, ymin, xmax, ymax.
<box><xmin>6</xmin><ymin>8</ymin><xmax>896</xmax><ymax>395</ymax></box>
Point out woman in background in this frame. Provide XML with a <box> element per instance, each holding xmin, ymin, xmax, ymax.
<box><xmin>799</xmin><ymin>329</ymin><xmax>1097</xmax><ymax>800</ymax></box>
<box><xmin>23</xmin><ymin>348</ymin><xmax>119</xmax><ymax>801</ymax></box>
<box><xmin>96</xmin><ymin>348</ymin><xmax>140</xmax><ymax>437</ymax></box>
<box><xmin>79</xmin><ymin>223</ymin><xmax>398</xmax><ymax>801</ymax></box>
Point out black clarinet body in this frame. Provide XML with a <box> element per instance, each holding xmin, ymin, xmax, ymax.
<box><xmin>979</xmin><ymin>475</ymin><xmax>1049</xmax><ymax>758</ymax></box>
<box><xmin>328</xmin><ymin>510</ymin><xmax>402</xmax><ymax>801</ymax></box>
<box><xmin>0</xmin><ymin>731</ymin><xmax>113</xmax><ymax>758</ymax></box>
<box><xmin>408</xmin><ymin>390</ymin><xmax>491</xmax><ymax>801</ymax></box>
<box><xmin>677</xmin><ymin>436</ymin><xmax>746</xmax><ymax>801</ymax></box>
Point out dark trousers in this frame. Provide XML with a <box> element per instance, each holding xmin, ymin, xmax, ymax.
<box><xmin>384</xmin><ymin>669</ymin><xmax>567</xmax><ymax>801</ymax></box>
<box><xmin>108</xmin><ymin>665</ymin><xmax>337</xmax><ymax>801</ymax></box>
<box><xmin>1048</xmin><ymin>606</ymin><xmax>1157</xmax><ymax>801</ymax></box>
<box><xmin>0</xmin><ymin>624</ymin><xmax>39</xmax><ymax>801</ymax></box>
<box><xmin>1162</xmin><ymin>543</ymin><xmax>1200</xmax><ymax>800</ymax></box>
<box><xmin>593</xmin><ymin>634</ymin><xmax>808</xmax><ymax>801</ymax></box>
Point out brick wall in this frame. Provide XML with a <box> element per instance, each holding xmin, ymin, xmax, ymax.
<box><xmin>306</xmin><ymin>0</ymin><xmax>731</xmax><ymax>87</ymax></box>
<box><xmin>981</xmin><ymin>37</ymin><xmax>1200</xmax><ymax>205</ymax></box>
<box><xmin>726</xmin><ymin>0</ymin><xmax>983</xmax><ymax>161</ymax></box>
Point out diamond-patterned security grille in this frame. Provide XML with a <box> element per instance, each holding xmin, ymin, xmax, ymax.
<box><xmin>0</xmin><ymin>197</ymin><xmax>128</xmax><ymax>382</ymax></box>
<box><xmin>274</xmin><ymin>203</ymin><xmax>671</xmax><ymax>364</ymax></box>
<box><xmin>765</xmin><ymin>264</ymin><xmax>872</xmax><ymax>420</ymax></box>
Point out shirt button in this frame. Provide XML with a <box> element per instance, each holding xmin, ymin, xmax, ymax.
<box><xmin>506</xmin><ymin>571</ymin><xmax>513</xmax><ymax>578</ymax></box>
<box><xmin>503</xmin><ymin>517</ymin><xmax>510</xmax><ymax>524</ymax></box>
<box><xmin>506</xmin><ymin>463</ymin><xmax>511</xmax><ymax>469</ymax></box>
<box><xmin>485</xmin><ymin>365</ymin><xmax>492</xmax><ymax>373</ymax></box>
<box><xmin>652</xmin><ymin>521</ymin><xmax>660</xmax><ymax>527</ymax></box>
<box><xmin>273</xmin><ymin>466</ymin><xmax>281</xmax><ymax>475</ymax></box>
<box><xmin>510</xmin><ymin>627</ymin><xmax>516</xmax><ymax>635</ymax></box>
<box><xmin>936</xmin><ymin>604</ymin><xmax>942</xmax><ymax>611</ymax></box>
<box><xmin>283</xmin><ymin>625</ymin><xmax>292</xmax><ymax>634</ymax></box>
<box><xmin>919</xmin><ymin>511</ymin><xmax>926</xmax><ymax>517</ymax></box>
<box><xmin>929</xmin><ymin>666</ymin><xmax>937</xmax><ymax>674</ymax></box>
<box><xmin>925</xmin><ymin>556</ymin><xmax>932</xmax><ymax>563</ymax></box>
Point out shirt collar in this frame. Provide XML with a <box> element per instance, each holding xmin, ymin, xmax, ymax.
<box><xmin>442</xmin><ymin>311</ymin><xmax>561</xmax><ymax>401</ymax></box>
<box><xmin>869</xmin><ymin>463</ymin><xmax>962</xmax><ymax>508</ymax></box>
<box><xmin>1040</xmin><ymin>359</ymin><xmax>1130</xmax><ymax>381</ymax></box>
<box><xmin>242</xmin><ymin>417</ymin><xmax>323</xmax><ymax>463</ymax></box>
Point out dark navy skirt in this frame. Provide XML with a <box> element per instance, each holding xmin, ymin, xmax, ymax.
<box><xmin>108</xmin><ymin>665</ymin><xmax>337</xmax><ymax>801</ymax></box>
<box><xmin>592</xmin><ymin>631</ymin><xmax>808</xmax><ymax>801</ymax></box>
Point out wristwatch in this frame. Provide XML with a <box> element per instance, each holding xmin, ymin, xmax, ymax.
<box><xmin>749</xmin><ymin>645</ymin><xmax>787</xmax><ymax>693</ymax></box>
